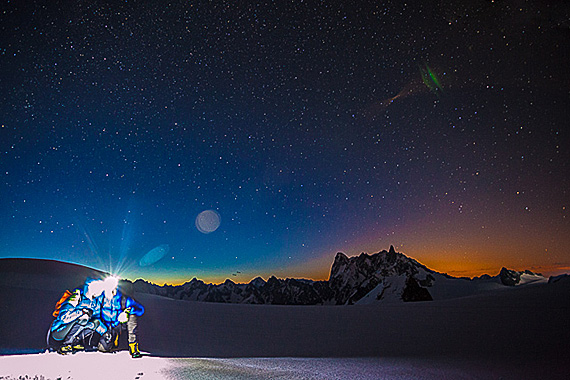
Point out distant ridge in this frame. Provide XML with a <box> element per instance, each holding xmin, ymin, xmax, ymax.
<box><xmin>131</xmin><ymin>245</ymin><xmax>548</xmax><ymax>305</ymax></box>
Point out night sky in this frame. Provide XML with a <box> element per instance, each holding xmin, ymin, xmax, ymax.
<box><xmin>1</xmin><ymin>0</ymin><xmax>568</xmax><ymax>285</ymax></box>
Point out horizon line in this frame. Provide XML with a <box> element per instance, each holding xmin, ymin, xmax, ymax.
<box><xmin>2</xmin><ymin>254</ymin><xmax>568</xmax><ymax>287</ymax></box>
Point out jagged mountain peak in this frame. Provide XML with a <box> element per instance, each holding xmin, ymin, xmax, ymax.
<box><xmin>249</xmin><ymin>276</ymin><xmax>266</xmax><ymax>288</ymax></box>
<box><xmin>327</xmin><ymin>247</ymin><xmax>435</xmax><ymax>304</ymax></box>
<box><xmin>499</xmin><ymin>267</ymin><xmax>545</xmax><ymax>286</ymax></box>
<box><xmin>333</xmin><ymin>252</ymin><xmax>349</xmax><ymax>266</ymax></box>
<box><xmin>330</xmin><ymin>248</ymin><xmax>431</xmax><ymax>281</ymax></box>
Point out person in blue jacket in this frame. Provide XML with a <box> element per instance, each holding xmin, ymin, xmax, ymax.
<box><xmin>49</xmin><ymin>278</ymin><xmax>109</xmax><ymax>354</ymax></box>
<box><xmin>97</xmin><ymin>277</ymin><xmax>145</xmax><ymax>358</ymax></box>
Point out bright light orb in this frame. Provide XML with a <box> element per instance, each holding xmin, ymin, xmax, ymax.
<box><xmin>195</xmin><ymin>210</ymin><xmax>221</xmax><ymax>234</ymax></box>
<box><xmin>103</xmin><ymin>276</ymin><xmax>119</xmax><ymax>299</ymax></box>
<box><xmin>86</xmin><ymin>280</ymin><xmax>104</xmax><ymax>299</ymax></box>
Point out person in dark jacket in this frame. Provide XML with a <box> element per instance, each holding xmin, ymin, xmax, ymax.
<box><xmin>97</xmin><ymin>278</ymin><xmax>145</xmax><ymax>358</ymax></box>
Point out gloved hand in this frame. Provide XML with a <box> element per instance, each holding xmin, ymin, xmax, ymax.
<box><xmin>68</xmin><ymin>289</ymin><xmax>81</xmax><ymax>307</ymax></box>
<box><xmin>102</xmin><ymin>332</ymin><xmax>113</xmax><ymax>344</ymax></box>
<box><xmin>78</xmin><ymin>308</ymin><xmax>92</xmax><ymax>325</ymax></box>
<box><xmin>118</xmin><ymin>308</ymin><xmax>131</xmax><ymax>323</ymax></box>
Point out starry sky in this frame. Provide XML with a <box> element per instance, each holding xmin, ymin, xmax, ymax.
<box><xmin>1</xmin><ymin>0</ymin><xmax>568</xmax><ymax>285</ymax></box>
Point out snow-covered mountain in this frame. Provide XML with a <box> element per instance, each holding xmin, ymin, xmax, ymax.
<box><xmin>329</xmin><ymin>246</ymin><xmax>437</xmax><ymax>305</ymax></box>
<box><xmin>133</xmin><ymin>246</ymin><xmax>548</xmax><ymax>305</ymax></box>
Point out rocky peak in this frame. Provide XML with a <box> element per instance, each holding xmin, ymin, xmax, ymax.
<box><xmin>499</xmin><ymin>267</ymin><xmax>545</xmax><ymax>286</ymax></box>
<box><xmin>499</xmin><ymin>267</ymin><xmax>520</xmax><ymax>286</ymax></box>
<box><xmin>333</xmin><ymin>252</ymin><xmax>349</xmax><ymax>266</ymax></box>
<box><xmin>329</xmin><ymin>252</ymin><xmax>350</xmax><ymax>280</ymax></box>
<box><xmin>335</xmin><ymin>251</ymin><xmax>349</xmax><ymax>260</ymax></box>
<box><xmin>327</xmin><ymin>246</ymin><xmax>433</xmax><ymax>304</ymax></box>
<box><xmin>387</xmin><ymin>245</ymin><xmax>397</xmax><ymax>263</ymax></box>
<box><xmin>249</xmin><ymin>277</ymin><xmax>266</xmax><ymax>288</ymax></box>
<box><xmin>266</xmin><ymin>276</ymin><xmax>281</xmax><ymax>287</ymax></box>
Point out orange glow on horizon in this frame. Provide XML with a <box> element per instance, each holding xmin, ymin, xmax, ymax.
<box><xmin>126</xmin><ymin>254</ymin><xmax>570</xmax><ymax>286</ymax></box>
<box><xmin>126</xmin><ymin>234</ymin><xmax>570</xmax><ymax>286</ymax></box>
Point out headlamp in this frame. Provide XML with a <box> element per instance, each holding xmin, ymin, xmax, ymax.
<box><xmin>102</xmin><ymin>276</ymin><xmax>119</xmax><ymax>299</ymax></box>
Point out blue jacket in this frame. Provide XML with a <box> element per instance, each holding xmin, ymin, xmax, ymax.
<box><xmin>100</xmin><ymin>291</ymin><xmax>144</xmax><ymax>329</ymax></box>
<box><xmin>50</xmin><ymin>281</ymin><xmax>108</xmax><ymax>337</ymax></box>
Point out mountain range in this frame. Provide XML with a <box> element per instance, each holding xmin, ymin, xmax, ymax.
<box><xmin>133</xmin><ymin>246</ymin><xmax>549</xmax><ymax>305</ymax></box>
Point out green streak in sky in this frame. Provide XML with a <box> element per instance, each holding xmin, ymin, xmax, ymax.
<box><xmin>419</xmin><ymin>63</ymin><xmax>443</xmax><ymax>96</ymax></box>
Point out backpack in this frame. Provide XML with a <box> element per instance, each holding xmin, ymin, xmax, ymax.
<box><xmin>52</xmin><ymin>290</ymin><xmax>73</xmax><ymax>318</ymax></box>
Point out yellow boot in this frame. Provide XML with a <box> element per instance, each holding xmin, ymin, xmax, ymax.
<box><xmin>57</xmin><ymin>345</ymin><xmax>73</xmax><ymax>355</ymax></box>
<box><xmin>129</xmin><ymin>342</ymin><xmax>142</xmax><ymax>358</ymax></box>
<box><xmin>113</xmin><ymin>333</ymin><xmax>120</xmax><ymax>348</ymax></box>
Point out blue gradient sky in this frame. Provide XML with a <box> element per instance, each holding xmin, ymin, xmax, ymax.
<box><xmin>1</xmin><ymin>1</ymin><xmax>568</xmax><ymax>284</ymax></box>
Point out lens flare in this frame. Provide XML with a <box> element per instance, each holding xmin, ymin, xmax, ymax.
<box><xmin>195</xmin><ymin>210</ymin><xmax>221</xmax><ymax>234</ymax></box>
<box><xmin>139</xmin><ymin>244</ymin><xmax>170</xmax><ymax>267</ymax></box>
<box><xmin>419</xmin><ymin>63</ymin><xmax>443</xmax><ymax>96</ymax></box>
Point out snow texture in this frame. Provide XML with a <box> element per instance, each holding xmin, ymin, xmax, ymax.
<box><xmin>1</xmin><ymin>354</ymin><xmax>553</xmax><ymax>380</ymax></box>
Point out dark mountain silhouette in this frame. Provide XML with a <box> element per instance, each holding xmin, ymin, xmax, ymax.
<box><xmin>132</xmin><ymin>246</ymin><xmax>547</xmax><ymax>305</ymax></box>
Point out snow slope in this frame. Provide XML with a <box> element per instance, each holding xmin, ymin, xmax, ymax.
<box><xmin>1</xmin><ymin>258</ymin><xmax>569</xmax><ymax>379</ymax></box>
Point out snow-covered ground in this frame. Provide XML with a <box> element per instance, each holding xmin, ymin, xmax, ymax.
<box><xmin>1</xmin><ymin>259</ymin><xmax>569</xmax><ymax>379</ymax></box>
<box><xmin>0</xmin><ymin>352</ymin><xmax>552</xmax><ymax>380</ymax></box>
<box><xmin>0</xmin><ymin>351</ymin><xmax>168</xmax><ymax>380</ymax></box>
